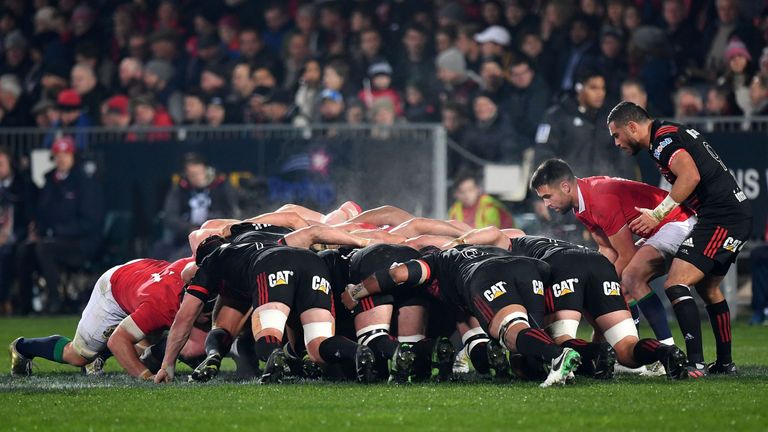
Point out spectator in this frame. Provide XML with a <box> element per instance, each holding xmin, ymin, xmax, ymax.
<box><xmin>345</xmin><ymin>98</ymin><xmax>365</xmax><ymax>125</ymax></box>
<box><xmin>74</xmin><ymin>41</ymin><xmax>112</xmax><ymax>91</ymax></box>
<box><xmin>518</xmin><ymin>30</ymin><xmax>545</xmax><ymax>69</ymax></box>
<box><xmin>148</xmin><ymin>29</ymin><xmax>186</xmax><ymax>90</ymax></box>
<box><xmin>1</xmin><ymin>30</ymin><xmax>30</xmax><ymax>78</ymax></box>
<box><xmin>262</xmin><ymin>90</ymin><xmax>296</xmax><ymax>124</ymax></box>
<box><xmin>128</xmin><ymin>32</ymin><xmax>150</xmax><ymax>62</ymax></box>
<box><xmin>18</xmin><ymin>137</ymin><xmax>103</xmax><ymax>314</ymax></box>
<box><xmin>218</xmin><ymin>15</ymin><xmax>240</xmax><ymax>54</ymax></box>
<box><xmin>703</xmin><ymin>0</ymin><xmax>761</xmax><ymax>81</ymax></box>
<box><xmin>442</xmin><ymin>101</ymin><xmax>468</xmax><ymax>146</ymax></box>
<box><xmin>481</xmin><ymin>1</ymin><xmax>506</xmax><ymax>27</ymax></box>
<box><xmin>188</xmin><ymin>33</ymin><xmax>231</xmax><ymax>88</ymax></box>
<box><xmin>117</xmin><ymin>57</ymin><xmax>144</xmax><ymax>98</ymax></box>
<box><xmin>0</xmin><ymin>148</ymin><xmax>37</xmax><ymax>315</ymax></box>
<box><xmin>70</xmin><ymin>64</ymin><xmax>109</xmax><ymax>125</ymax></box>
<box><xmin>620</xmin><ymin>78</ymin><xmax>659</xmax><ymax>116</ymax></box>
<box><xmin>31</xmin><ymin>99</ymin><xmax>55</xmax><ymax>128</ymax></box>
<box><xmin>447</xmin><ymin>170</ymin><xmax>515</xmax><ymax>229</ymax></box>
<box><xmin>437</xmin><ymin>2</ymin><xmax>464</xmax><ymax>28</ymax></box>
<box><xmin>293</xmin><ymin>4</ymin><xmax>322</xmax><ymax>56</ymax></box>
<box><xmin>403</xmin><ymin>80</ymin><xmax>438</xmax><ymax>123</ymax></box>
<box><xmin>661</xmin><ymin>0</ymin><xmax>700</xmax><ymax>85</ymax></box>
<box><xmin>370</xmin><ymin>98</ymin><xmax>400</xmax><ymax>140</ymax></box>
<box><xmin>205</xmin><ymin>96</ymin><xmax>227</xmax><ymax>126</ymax></box>
<box><xmin>749</xmin><ymin>73</ymin><xmax>768</xmax><ymax>115</ymax></box>
<box><xmin>245</xmin><ymin>86</ymin><xmax>271</xmax><ymax>124</ymax></box>
<box><xmin>436</xmin><ymin>47</ymin><xmax>480</xmax><ymax>107</ymax></box>
<box><xmin>228</xmin><ymin>62</ymin><xmax>255</xmax><ymax>123</ymax></box>
<box><xmin>595</xmin><ymin>29</ymin><xmax>628</xmax><ymax>102</ymax></box>
<box><xmin>720</xmin><ymin>38</ymin><xmax>755</xmax><ymax>114</ymax></box>
<box><xmin>475</xmin><ymin>25</ymin><xmax>512</xmax><ymax>61</ymax></box>
<box><xmin>629</xmin><ymin>26</ymin><xmax>675</xmax><ymax>116</ymax></box>
<box><xmin>322</xmin><ymin>60</ymin><xmax>354</xmax><ymax>99</ymax></box>
<box><xmin>39</xmin><ymin>63</ymin><xmax>69</xmax><ymax>103</ymax></box>
<box><xmin>435</xmin><ymin>25</ymin><xmax>458</xmax><ymax>54</ymax></box>
<box><xmin>463</xmin><ymin>93</ymin><xmax>529</xmax><ymax>164</ymax></box>
<box><xmin>262</xmin><ymin>3</ymin><xmax>294</xmax><ymax>55</ymax></box>
<box><xmin>238</xmin><ymin>27</ymin><xmax>283</xmax><ymax>84</ymax></box>
<box><xmin>393</xmin><ymin>23</ymin><xmax>435</xmax><ymax>92</ymax></box>
<box><xmin>358</xmin><ymin>60</ymin><xmax>403</xmax><ymax>116</ymax></box>
<box><xmin>556</xmin><ymin>14</ymin><xmax>600</xmax><ymax>92</ymax></box>
<box><xmin>0</xmin><ymin>74</ymin><xmax>30</xmax><ymax>126</ymax></box>
<box><xmin>200</xmin><ymin>63</ymin><xmax>229</xmax><ymax>97</ymax></box>
<box><xmin>505</xmin><ymin>56</ymin><xmax>552</xmax><ymax>141</ymax></box>
<box><xmin>143</xmin><ymin>59</ymin><xmax>183</xmax><ymax>123</ymax></box>
<box><xmin>704</xmin><ymin>85</ymin><xmax>742</xmax><ymax>116</ymax></box>
<box><xmin>505</xmin><ymin>0</ymin><xmax>540</xmax><ymax>42</ymax></box>
<box><xmin>316</xmin><ymin>89</ymin><xmax>345</xmax><ymax>123</ymax></box>
<box><xmin>351</xmin><ymin>29</ymin><xmax>387</xmax><ymax>87</ymax></box>
<box><xmin>100</xmin><ymin>94</ymin><xmax>131</xmax><ymax>128</ymax></box>
<box><xmin>283</xmin><ymin>33</ymin><xmax>311</xmax><ymax>90</ymax></box>
<box><xmin>456</xmin><ymin>24</ymin><xmax>483</xmax><ymax>74</ymax></box>
<box><xmin>182</xmin><ymin>90</ymin><xmax>207</xmax><ymax>125</ymax></box>
<box><xmin>45</xmin><ymin>89</ymin><xmax>92</xmax><ymax>150</ymax></box>
<box><xmin>533</xmin><ymin>69</ymin><xmax>637</xmax><ymax>179</ymax></box>
<box><xmin>602</xmin><ymin>0</ymin><xmax>626</xmax><ymax>38</ymax></box>
<box><xmin>152</xmin><ymin>153</ymin><xmax>239</xmax><ymax>260</ymax></box>
<box><xmin>126</xmin><ymin>94</ymin><xmax>173</xmax><ymax>142</ymax></box>
<box><xmin>479</xmin><ymin>56</ymin><xmax>512</xmax><ymax>104</ymax></box>
<box><xmin>294</xmin><ymin>59</ymin><xmax>322</xmax><ymax>125</ymax></box>
<box><xmin>674</xmin><ymin>86</ymin><xmax>704</xmax><ymax>118</ymax></box>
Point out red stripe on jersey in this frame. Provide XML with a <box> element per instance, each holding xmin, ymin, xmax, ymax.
<box><xmin>186</xmin><ymin>285</ymin><xmax>209</xmax><ymax>296</ymax></box>
<box><xmin>473</xmin><ymin>297</ymin><xmax>493</xmax><ymax>322</ymax></box>
<box><xmin>667</xmin><ymin>148</ymin><xmax>687</xmax><ymax>166</ymax></box>
<box><xmin>654</xmin><ymin>125</ymin><xmax>678</xmax><ymax>138</ymax></box>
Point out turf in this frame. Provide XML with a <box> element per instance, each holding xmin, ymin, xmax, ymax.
<box><xmin>1</xmin><ymin>316</ymin><xmax>767</xmax><ymax>432</ymax></box>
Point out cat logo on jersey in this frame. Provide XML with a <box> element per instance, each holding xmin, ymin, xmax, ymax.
<box><xmin>603</xmin><ymin>281</ymin><xmax>621</xmax><ymax>296</ymax></box>
<box><xmin>532</xmin><ymin>280</ymin><xmax>544</xmax><ymax>295</ymax></box>
<box><xmin>269</xmin><ymin>271</ymin><xmax>294</xmax><ymax>287</ymax></box>
<box><xmin>552</xmin><ymin>278</ymin><xmax>578</xmax><ymax>297</ymax></box>
<box><xmin>483</xmin><ymin>281</ymin><xmax>507</xmax><ymax>302</ymax></box>
<box><xmin>722</xmin><ymin>237</ymin><xmax>744</xmax><ymax>253</ymax></box>
<box><xmin>311</xmin><ymin>276</ymin><xmax>330</xmax><ymax>294</ymax></box>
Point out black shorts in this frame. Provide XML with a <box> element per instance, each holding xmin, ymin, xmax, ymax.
<box><xmin>464</xmin><ymin>260</ymin><xmax>545</xmax><ymax>332</ymax></box>
<box><xmin>543</xmin><ymin>251</ymin><xmax>627</xmax><ymax>318</ymax></box>
<box><xmin>675</xmin><ymin>216</ymin><xmax>752</xmax><ymax>276</ymax></box>
<box><xmin>251</xmin><ymin>247</ymin><xmax>334</xmax><ymax>315</ymax></box>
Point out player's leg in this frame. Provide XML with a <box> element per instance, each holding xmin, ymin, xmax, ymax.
<box><xmin>190</xmin><ymin>300</ymin><xmax>247</xmax><ymax>382</ymax></box>
<box><xmin>353</xmin><ymin>304</ymin><xmax>400</xmax><ymax>379</ymax></box>
<box><xmin>696</xmin><ymin>272</ymin><xmax>736</xmax><ymax>374</ymax></box>
<box><xmin>663</xmin><ymin>258</ymin><xmax>706</xmax><ymax>374</ymax></box>
<box><xmin>621</xmin><ymin>245</ymin><xmax>675</xmax><ymax>345</ymax></box>
<box><xmin>454</xmin><ymin>317</ymin><xmax>491</xmax><ymax>374</ymax></box>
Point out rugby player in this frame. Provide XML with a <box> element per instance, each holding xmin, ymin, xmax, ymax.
<box><xmin>342</xmin><ymin>246</ymin><xmax>583</xmax><ymax>388</ymax></box>
<box><xmin>154</xmin><ymin>227</ymin><xmax>377</xmax><ymax>384</ymax></box>
<box><xmin>449</xmin><ymin>228</ymin><xmax>688</xmax><ymax>380</ymax></box>
<box><xmin>607</xmin><ymin>101</ymin><xmax>752</xmax><ymax>376</ymax></box>
<box><xmin>529</xmin><ymin>158</ymin><xmax>696</xmax><ymax>346</ymax></box>
<box><xmin>10</xmin><ymin>257</ymin><xmax>202</xmax><ymax>379</ymax></box>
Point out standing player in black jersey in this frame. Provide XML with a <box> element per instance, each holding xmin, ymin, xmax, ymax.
<box><xmin>607</xmin><ymin>101</ymin><xmax>752</xmax><ymax>376</ymax></box>
<box><xmin>341</xmin><ymin>246</ymin><xmax>583</xmax><ymax>388</ymax></box>
<box><xmin>154</xmin><ymin>234</ymin><xmax>376</xmax><ymax>384</ymax></box>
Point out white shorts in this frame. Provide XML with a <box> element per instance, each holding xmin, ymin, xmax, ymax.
<box><xmin>71</xmin><ymin>264</ymin><xmax>129</xmax><ymax>360</ymax></box>
<box><xmin>642</xmin><ymin>216</ymin><xmax>697</xmax><ymax>258</ymax></box>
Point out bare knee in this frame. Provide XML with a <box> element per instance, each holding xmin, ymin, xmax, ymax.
<box><xmin>621</xmin><ymin>269</ymin><xmax>648</xmax><ymax>299</ymax></box>
<box><xmin>62</xmin><ymin>343</ymin><xmax>91</xmax><ymax>367</ymax></box>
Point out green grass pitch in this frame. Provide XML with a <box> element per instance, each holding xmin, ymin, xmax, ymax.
<box><xmin>1</xmin><ymin>316</ymin><xmax>766</xmax><ymax>432</ymax></box>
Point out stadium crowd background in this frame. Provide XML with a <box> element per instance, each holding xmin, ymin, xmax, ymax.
<box><xmin>0</xmin><ymin>0</ymin><xmax>766</xmax><ymax>317</ymax></box>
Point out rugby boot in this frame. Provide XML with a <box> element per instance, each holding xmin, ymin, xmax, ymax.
<box><xmin>684</xmin><ymin>362</ymin><xmax>709</xmax><ymax>379</ymax></box>
<box><xmin>540</xmin><ymin>348</ymin><xmax>581</xmax><ymax>388</ymax></box>
<box><xmin>486</xmin><ymin>340</ymin><xmax>511</xmax><ymax>380</ymax></box>
<box><xmin>430</xmin><ymin>337</ymin><xmax>455</xmax><ymax>382</ymax></box>
<box><xmin>388</xmin><ymin>343</ymin><xmax>415</xmax><ymax>384</ymax></box>
<box><xmin>707</xmin><ymin>361</ymin><xmax>737</xmax><ymax>375</ymax></box>
<box><xmin>355</xmin><ymin>345</ymin><xmax>377</xmax><ymax>383</ymax></box>
<box><xmin>593</xmin><ymin>343</ymin><xmax>616</xmax><ymax>380</ymax></box>
<box><xmin>81</xmin><ymin>355</ymin><xmax>106</xmax><ymax>376</ymax></box>
<box><xmin>659</xmin><ymin>345</ymin><xmax>687</xmax><ymax>380</ymax></box>
<box><xmin>9</xmin><ymin>338</ymin><xmax>32</xmax><ymax>377</ymax></box>
<box><xmin>259</xmin><ymin>348</ymin><xmax>289</xmax><ymax>384</ymax></box>
<box><xmin>189</xmin><ymin>352</ymin><xmax>222</xmax><ymax>383</ymax></box>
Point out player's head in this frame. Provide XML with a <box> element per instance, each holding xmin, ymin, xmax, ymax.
<box><xmin>529</xmin><ymin>159</ymin><xmax>577</xmax><ymax>214</ymax></box>
<box><xmin>195</xmin><ymin>234</ymin><xmax>224</xmax><ymax>266</ymax></box>
<box><xmin>607</xmin><ymin>101</ymin><xmax>652</xmax><ymax>155</ymax></box>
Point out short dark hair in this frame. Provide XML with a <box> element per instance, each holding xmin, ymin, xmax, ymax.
<box><xmin>621</xmin><ymin>78</ymin><xmax>646</xmax><ymax>93</ymax></box>
<box><xmin>183</xmin><ymin>152</ymin><xmax>207</xmax><ymax>167</ymax></box>
<box><xmin>529</xmin><ymin>159</ymin><xmax>575</xmax><ymax>190</ymax></box>
<box><xmin>607</xmin><ymin>101</ymin><xmax>652</xmax><ymax>126</ymax></box>
<box><xmin>453</xmin><ymin>169</ymin><xmax>480</xmax><ymax>190</ymax></box>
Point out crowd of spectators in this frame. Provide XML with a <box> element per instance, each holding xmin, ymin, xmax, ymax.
<box><xmin>0</xmin><ymin>0</ymin><xmax>766</xmax><ymax>160</ymax></box>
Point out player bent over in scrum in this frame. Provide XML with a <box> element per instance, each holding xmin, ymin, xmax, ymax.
<box><xmin>10</xmin><ymin>257</ymin><xmax>205</xmax><ymax>379</ymax></box>
<box><xmin>457</xmin><ymin>228</ymin><xmax>689</xmax><ymax>380</ymax></box>
<box><xmin>342</xmin><ymin>246</ymin><xmax>582</xmax><ymax>388</ymax></box>
<box><xmin>155</xmin><ymin>235</ymin><xmax>376</xmax><ymax>384</ymax></box>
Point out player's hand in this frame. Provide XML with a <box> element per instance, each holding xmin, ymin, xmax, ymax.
<box><xmin>154</xmin><ymin>367</ymin><xmax>173</xmax><ymax>384</ymax></box>
<box><xmin>630</xmin><ymin>207</ymin><xmax>660</xmax><ymax>236</ymax></box>
<box><xmin>341</xmin><ymin>284</ymin><xmax>360</xmax><ymax>310</ymax></box>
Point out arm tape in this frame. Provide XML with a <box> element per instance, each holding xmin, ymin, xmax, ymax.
<box><xmin>374</xmin><ymin>269</ymin><xmax>397</xmax><ymax>293</ymax></box>
<box><xmin>404</xmin><ymin>260</ymin><xmax>430</xmax><ymax>285</ymax></box>
<box><xmin>651</xmin><ymin>195</ymin><xmax>680</xmax><ymax>222</ymax></box>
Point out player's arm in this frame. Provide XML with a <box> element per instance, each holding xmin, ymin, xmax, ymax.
<box><xmin>631</xmin><ymin>149</ymin><xmax>700</xmax><ymax>235</ymax></box>
<box><xmin>341</xmin><ymin>259</ymin><xmax>431</xmax><ymax>309</ymax></box>
<box><xmin>605</xmin><ymin>226</ymin><xmax>638</xmax><ymax>277</ymax></box>
<box><xmin>241</xmin><ymin>211</ymin><xmax>311</xmax><ymax>230</ymax></box>
<box><xmin>107</xmin><ymin>316</ymin><xmax>154</xmax><ymax>380</ymax></box>
<box><xmin>154</xmin><ymin>294</ymin><xmax>204</xmax><ymax>383</ymax></box>
<box><xmin>284</xmin><ymin>225</ymin><xmax>373</xmax><ymax>249</ymax></box>
<box><xmin>389</xmin><ymin>217</ymin><xmax>471</xmax><ymax>238</ymax></box>
<box><xmin>343</xmin><ymin>205</ymin><xmax>415</xmax><ymax>227</ymax></box>
<box><xmin>591</xmin><ymin>229</ymin><xmax>617</xmax><ymax>263</ymax></box>
<box><xmin>402</xmin><ymin>234</ymin><xmax>455</xmax><ymax>250</ymax></box>
<box><xmin>442</xmin><ymin>226</ymin><xmax>511</xmax><ymax>249</ymax></box>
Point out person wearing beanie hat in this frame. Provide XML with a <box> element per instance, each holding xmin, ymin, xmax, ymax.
<box><xmin>436</xmin><ymin>47</ymin><xmax>480</xmax><ymax>107</ymax></box>
<box><xmin>721</xmin><ymin>37</ymin><xmax>755</xmax><ymax>115</ymax></box>
<box><xmin>205</xmin><ymin>95</ymin><xmax>228</xmax><ymax>126</ymax></box>
<box><xmin>358</xmin><ymin>59</ymin><xmax>403</xmax><ymax>116</ymax></box>
<box><xmin>143</xmin><ymin>60</ymin><xmax>184</xmax><ymax>123</ymax></box>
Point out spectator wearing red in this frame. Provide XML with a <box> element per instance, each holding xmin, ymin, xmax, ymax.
<box><xmin>126</xmin><ymin>94</ymin><xmax>173</xmax><ymax>142</ymax></box>
<box><xmin>358</xmin><ymin>61</ymin><xmax>403</xmax><ymax>116</ymax></box>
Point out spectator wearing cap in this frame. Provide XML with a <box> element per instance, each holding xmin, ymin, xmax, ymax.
<box><xmin>474</xmin><ymin>25</ymin><xmax>512</xmax><ymax>60</ymax></box>
<box><xmin>262</xmin><ymin>90</ymin><xmax>296</xmax><ymax>124</ymax></box>
<box><xmin>117</xmin><ymin>57</ymin><xmax>145</xmax><ymax>98</ymax></box>
<box><xmin>238</xmin><ymin>27</ymin><xmax>283</xmax><ymax>86</ymax></box>
<box><xmin>126</xmin><ymin>94</ymin><xmax>173</xmax><ymax>142</ymax></box>
<box><xmin>152</xmin><ymin>152</ymin><xmax>239</xmax><ymax>261</ymax></box>
<box><xmin>71</xmin><ymin>64</ymin><xmax>110</xmax><ymax>125</ymax></box>
<box><xmin>456</xmin><ymin>24</ymin><xmax>483</xmax><ymax>74</ymax></box>
<box><xmin>556</xmin><ymin>14</ymin><xmax>600</xmax><ymax>92</ymax></box>
<box><xmin>720</xmin><ymin>38</ymin><xmax>755</xmax><ymax>115</ymax></box>
<box><xmin>144</xmin><ymin>59</ymin><xmax>183</xmax><ymax>123</ymax></box>
<box><xmin>358</xmin><ymin>60</ymin><xmax>403</xmax><ymax>117</ymax></box>
<box><xmin>206</xmin><ymin>96</ymin><xmax>228</xmax><ymax>126</ymax></box>
<box><xmin>463</xmin><ymin>92</ymin><xmax>530</xmax><ymax>164</ymax></box>
<box><xmin>436</xmin><ymin>47</ymin><xmax>480</xmax><ymax>107</ymax></box>
<box><xmin>393</xmin><ymin>23</ymin><xmax>436</xmax><ymax>93</ymax></box>
<box><xmin>100</xmin><ymin>95</ymin><xmax>131</xmax><ymax>128</ymax></box>
<box><xmin>0</xmin><ymin>148</ymin><xmax>38</xmax><ymax>315</ymax></box>
<box><xmin>44</xmin><ymin>89</ymin><xmax>92</xmax><ymax>150</ymax></box>
<box><xmin>0</xmin><ymin>74</ymin><xmax>30</xmax><ymax>126</ymax></box>
<box><xmin>504</xmin><ymin>56</ymin><xmax>552</xmax><ymax>141</ymax></box>
<box><xmin>182</xmin><ymin>90</ymin><xmax>207</xmax><ymax>125</ymax></box>
<box><xmin>315</xmin><ymin>89</ymin><xmax>345</xmax><ymax>123</ymax></box>
<box><xmin>19</xmin><ymin>136</ymin><xmax>104</xmax><ymax>314</ymax></box>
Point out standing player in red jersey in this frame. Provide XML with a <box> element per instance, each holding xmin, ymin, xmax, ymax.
<box><xmin>528</xmin><ymin>159</ymin><xmax>697</xmax><ymax>347</ymax></box>
<box><xmin>9</xmin><ymin>257</ymin><xmax>202</xmax><ymax>379</ymax></box>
